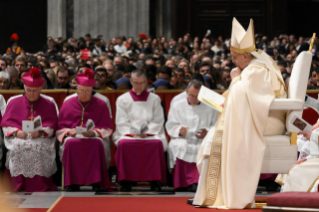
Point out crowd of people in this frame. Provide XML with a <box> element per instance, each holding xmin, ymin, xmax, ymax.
<box><xmin>0</xmin><ymin>30</ymin><xmax>318</xmax><ymax>194</ymax></box>
<box><xmin>1</xmin><ymin>32</ymin><xmax>318</xmax><ymax>92</ymax></box>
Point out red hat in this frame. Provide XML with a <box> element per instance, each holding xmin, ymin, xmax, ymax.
<box><xmin>77</xmin><ymin>68</ymin><xmax>96</xmax><ymax>87</ymax></box>
<box><xmin>10</xmin><ymin>33</ymin><xmax>19</xmax><ymax>41</ymax></box>
<box><xmin>22</xmin><ymin>67</ymin><xmax>45</xmax><ymax>88</ymax></box>
<box><xmin>138</xmin><ymin>33</ymin><xmax>148</xmax><ymax>40</ymax></box>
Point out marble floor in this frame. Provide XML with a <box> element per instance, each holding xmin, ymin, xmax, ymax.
<box><xmin>0</xmin><ymin>186</ymin><xmax>276</xmax><ymax>209</ymax></box>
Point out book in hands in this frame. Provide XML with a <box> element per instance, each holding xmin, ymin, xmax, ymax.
<box><xmin>76</xmin><ymin>119</ymin><xmax>95</xmax><ymax>134</ymax></box>
<box><xmin>126</xmin><ymin>123</ymin><xmax>154</xmax><ymax>137</ymax></box>
<box><xmin>198</xmin><ymin>86</ymin><xmax>225</xmax><ymax>112</ymax></box>
<box><xmin>22</xmin><ymin>116</ymin><xmax>42</xmax><ymax>133</ymax></box>
<box><xmin>130</xmin><ymin>123</ymin><xmax>148</xmax><ymax>135</ymax></box>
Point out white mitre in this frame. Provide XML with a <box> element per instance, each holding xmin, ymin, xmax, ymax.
<box><xmin>230</xmin><ymin>18</ymin><xmax>255</xmax><ymax>54</ymax></box>
<box><xmin>231</xmin><ymin>17</ymin><xmax>285</xmax><ymax>94</ymax></box>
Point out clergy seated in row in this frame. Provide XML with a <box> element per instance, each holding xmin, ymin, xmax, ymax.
<box><xmin>112</xmin><ymin>69</ymin><xmax>167</xmax><ymax>192</ymax></box>
<box><xmin>0</xmin><ymin>67</ymin><xmax>58</xmax><ymax>192</ymax></box>
<box><xmin>193</xmin><ymin>18</ymin><xmax>287</xmax><ymax>209</ymax></box>
<box><xmin>279</xmin><ymin>122</ymin><xmax>319</xmax><ymax>192</ymax></box>
<box><xmin>56</xmin><ymin>69</ymin><xmax>113</xmax><ymax>191</ymax></box>
<box><xmin>166</xmin><ymin>80</ymin><xmax>217</xmax><ymax>192</ymax></box>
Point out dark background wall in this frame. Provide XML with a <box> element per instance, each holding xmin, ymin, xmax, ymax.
<box><xmin>1</xmin><ymin>0</ymin><xmax>319</xmax><ymax>54</ymax></box>
<box><xmin>170</xmin><ymin>0</ymin><xmax>319</xmax><ymax>40</ymax></box>
<box><xmin>0</xmin><ymin>0</ymin><xmax>47</xmax><ymax>54</ymax></box>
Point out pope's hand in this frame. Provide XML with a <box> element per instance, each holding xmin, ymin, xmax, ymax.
<box><xmin>179</xmin><ymin>127</ymin><xmax>188</xmax><ymax>138</ymax></box>
<box><xmin>17</xmin><ymin>131</ymin><xmax>28</xmax><ymax>139</ymax></box>
<box><xmin>82</xmin><ymin>130</ymin><xmax>96</xmax><ymax>138</ymax></box>
<box><xmin>295</xmin><ymin>158</ymin><xmax>307</xmax><ymax>164</ymax></box>
<box><xmin>196</xmin><ymin>129</ymin><xmax>207</xmax><ymax>139</ymax></box>
<box><xmin>220</xmin><ymin>103</ymin><xmax>225</xmax><ymax>108</ymax></box>
<box><xmin>29</xmin><ymin>131</ymin><xmax>42</xmax><ymax>139</ymax></box>
<box><xmin>69</xmin><ymin>129</ymin><xmax>77</xmax><ymax>137</ymax></box>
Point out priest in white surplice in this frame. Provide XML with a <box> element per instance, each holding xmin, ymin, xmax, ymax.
<box><xmin>166</xmin><ymin>80</ymin><xmax>217</xmax><ymax>191</ymax></box>
<box><xmin>113</xmin><ymin>69</ymin><xmax>167</xmax><ymax>192</ymax></box>
<box><xmin>193</xmin><ymin>18</ymin><xmax>287</xmax><ymax>209</ymax></box>
<box><xmin>282</xmin><ymin>124</ymin><xmax>319</xmax><ymax>192</ymax></box>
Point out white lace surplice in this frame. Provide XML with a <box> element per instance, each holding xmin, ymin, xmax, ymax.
<box><xmin>3</xmin><ymin>127</ymin><xmax>57</xmax><ymax>178</ymax></box>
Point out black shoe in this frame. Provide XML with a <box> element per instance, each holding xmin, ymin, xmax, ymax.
<box><xmin>92</xmin><ymin>185</ymin><xmax>102</xmax><ymax>192</ymax></box>
<box><xmin>66</xmin><ymin>185</ymin><xmax>80</xmax><ymax>192</ymax></box>
<box><xmin>120</xmin><ymin>181</ymin><xmax>132</xmax><ymax>192</ymax></box>
<box><xmin>150</xmin><ymin>181</ymin><xmax>162</xmax><ymax>192</ymax></box>
<box><xmin>187</xmin><ymin>183</ymin><xmax>198</xmax><ymax>192</ymax></box>
<box><xmin>187</xmin><ymin>198</ymin><xmax>194</xmax><ymax>205</ymax></box>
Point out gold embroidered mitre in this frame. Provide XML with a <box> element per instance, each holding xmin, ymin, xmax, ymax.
<box><xmin>231</xmin><ymin>18</ymin><xmax>255</xmax><ymax>54</ymax></box>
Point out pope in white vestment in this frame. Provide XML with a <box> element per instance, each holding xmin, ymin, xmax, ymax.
<box><xmin>193</xmin><ymin>18</ymin><xmax>287</xmax><ymax>209</ymax></box>
<box><xmin>166</xmin><ymin>80</ymin><xmax>217</xmax><ymax>190</ymax></box>
<box><xmin>113</xmin><ymin>69</ymin><xmax>167</xmax><ymax>191</ymax></box>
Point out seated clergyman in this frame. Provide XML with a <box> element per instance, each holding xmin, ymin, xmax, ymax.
<box><xmin>112</xmin><ymin>69</ymin><xmax>167</xmax><ymax>191</ymax></box>
<box><xmin>1</xmin><ymin>67</ymin><xmax>58</xmax><ymax>192</ymax></box>
<box><xmin>166</xmin><ymin>80</ymin><xmax>217</xmax><ymax>192</ymax></box>
<box><xmin>281</xmin><ymin>123</ymin><xmax>319</xmax><ymax>192</ymax></box>
<box><xmin>56</xmin><ymin>69</ymin><xmax>113</xmax><ymax>191</ymax></box>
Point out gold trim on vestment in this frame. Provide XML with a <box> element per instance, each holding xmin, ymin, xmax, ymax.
<box><xmin>275</xmin><ymin>174</ymin><xmax>285</xmax><ymax>186</ymax></box>
<box><xmin>307</xmin><ymin>176</ymin><xmax>319</xmax><ymax>192</ymax></box>
<box><xmin>230</xmin><ymin>45</ymin><xmax>256</xmax><ymax>54</ymax></box>
<box><xmin>200</xmin><ymin>77</ymin><xmax>240</xmax><ymax>207</ymax></box>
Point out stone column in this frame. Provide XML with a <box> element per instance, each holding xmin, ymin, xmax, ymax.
<box><xmin>73</xmin><ymin>0</ymin><xmax>150</xmax><ymax>42</ymax></box>
<box><xmin>47</xmin><ymin>0</ymin><xmax>66</xmax><ymax>38</ymax></box>
<box><xmin>155</xmin><ymin>0</ymin><xmax>174</xmax><ymax>39</ymax></box>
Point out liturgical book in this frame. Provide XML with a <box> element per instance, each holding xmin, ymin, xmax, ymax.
<box><xmin>198</xmin><ymin>86</ymin><xmax>225</xmax><ymax>113</ymax></box>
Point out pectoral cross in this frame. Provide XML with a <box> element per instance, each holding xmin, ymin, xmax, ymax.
<box><xmin>28</xmin><ymin>104</ymin><xmax>34</xmax><ymax>121</ymax></box>
<box><xmin>81</xmin><ymin>107</ymin><xmax>85</xmax><ymax>127</ymax></box>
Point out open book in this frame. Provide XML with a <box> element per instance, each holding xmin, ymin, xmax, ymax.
<box><xmin>198</xmin><ymin>86</ymin><xmax>225</xmax><ymax>113</ymax></box>
<box><xmin>130</xmin><ymin>123</ymin><xmax>148</xmax><ymax>135</ymax></box>
<box><xmin>125</xmin><ymin>123</ymin><xmax>154</xmax><ymax>137</ymax></box>
<box><xmin>76</xmin><ymin>119</ymin><xmax>95</xmax><ymax>134</ymax></box>
<box><xmin>22</xmin><ymin>116</ymin><xmax>42</xmax><ymax>133</ymax></box>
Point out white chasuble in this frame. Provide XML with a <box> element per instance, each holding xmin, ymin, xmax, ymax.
<box><xmin>194</xmin><ymin>58</ymin><xmax>286</xmax><ymax>209</ymax></box>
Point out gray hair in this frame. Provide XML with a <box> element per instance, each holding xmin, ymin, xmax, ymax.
<box><xmin>186</xmin><ymin>79</ymin><xmax>203</xmax><ymax>91</ymax></box>
<box><xmin>6</xmin><ymin>66</ymin><xmax>19</xmax><ymax>76</ymax></box>
<box><xmin>0</xmin><ymin>71</ymin><xmax>10</xmax><ymax>83</ymax></box>
<box><xmin>134</xmin><ymin>60</ymin><xmax>145</xmax><ymax>69</ymax></box>
<box><xmin>132</xmin><ymin>69</ymin><xmax>147</xmax><ymax>79</ymax></box>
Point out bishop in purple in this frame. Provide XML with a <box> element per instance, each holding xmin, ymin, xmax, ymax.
<box><xmin>1</xmin><ymin>67</ymin><xmax>58</xmax><ymax>192</ymax></box>
<box><xmin>56</xmin><ymin>69</ymin><xmax>113</xmax><ymax>191</ymax></box>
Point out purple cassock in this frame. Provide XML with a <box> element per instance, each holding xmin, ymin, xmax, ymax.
<box><xmin>1</xmin><ymin>95</ymin><xmax>58</xmax><ymax>192</ymax></box>
<box><xmin>57</xmin><ymin>96</ymin><xmax>113</xmax><ymax>190</ymax></box>
<box><xmin>173</xmin><ymin>158</ymin><xmax>199</xmax><ymax>189</ymax></box>
<box><xmin>114</xmin><ymin>90</ymin><xmax>167</xmax><ymax>184</ymax></box>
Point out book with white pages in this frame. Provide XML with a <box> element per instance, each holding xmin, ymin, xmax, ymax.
<box><xmin>22</xmin><ymin>115</ymin><xmax>42</xmax><ymax>133</ymax></box>
<box><xmin>197</xmin><ymin>86</ymin><xmax>225</xmax><ymax>112</ymax></box>
<box><xmin>76</xmin><ymin>119</ymin><xmax>95</xmax><ymax>134</ymax></box>
<box><xmin>130</xmin><ymin>123</ymin><xmax>149</xmax><ymax>135</ymax></box>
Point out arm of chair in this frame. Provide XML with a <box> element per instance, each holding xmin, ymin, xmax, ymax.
<box><xmin>269</xmin><ymin>99</ymin><xmax>304</xmax><ymax>110</ymax></box>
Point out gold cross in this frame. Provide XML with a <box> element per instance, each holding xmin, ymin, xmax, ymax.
<box><xmin>28</xmin><ymin>104</ymin><xmax>34</xmax><ymax>121</ymax></box>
